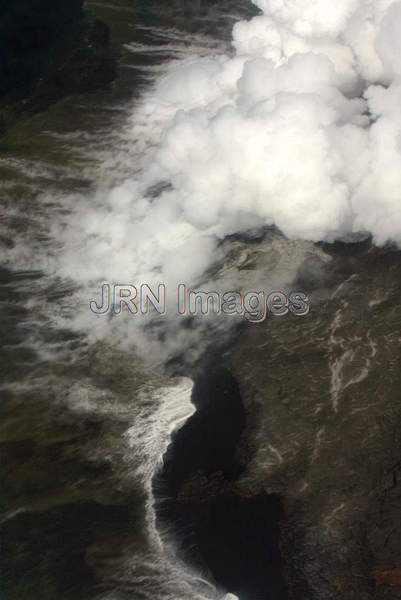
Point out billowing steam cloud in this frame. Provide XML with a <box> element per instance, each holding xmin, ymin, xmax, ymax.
<box><xmin>147</xmin><ymin>0</ymin><xmax>401</xmax><ymax>247</ymax></box>
<box><xmin>57</xmin><ymin>0</ymin><xmax>401</xmax><ymax>341</ymax></box>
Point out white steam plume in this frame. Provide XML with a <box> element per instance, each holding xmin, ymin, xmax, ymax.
<box><xmin>53</xmin><ymin>0</ymin><xmax>401</xmax><ymax>347</ymax></box>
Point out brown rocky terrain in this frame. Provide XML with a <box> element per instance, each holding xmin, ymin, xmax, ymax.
<box><xmin>159</xmin><ymin>239</ymin><xmax>401</xmax><ymax>600</ymax></box>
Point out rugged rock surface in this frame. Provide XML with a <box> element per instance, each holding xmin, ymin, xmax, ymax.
<box><xmin>229</xmin><ymin>242</ymin><xmax>401</xmax><ymax>600</ymax></box>
<box><xmin>158</xmin><ymin>239</ymin><xmax>401</xmax><ymax>600</ymax></box>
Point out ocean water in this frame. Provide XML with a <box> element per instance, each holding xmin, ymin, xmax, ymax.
<box><xmin>0</xmin><ymin>2</ymin><xmax>255</xmax><ymax>599</ymax></box>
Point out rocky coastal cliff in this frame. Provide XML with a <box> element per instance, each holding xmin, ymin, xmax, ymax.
<box><xmin>158</xmin><ymin>238</ymin><xmax>401</xmax><ymax>600</ymax></box>
<box><xmin>232</xmin><ymin>241</ymin><xmax>401</xmax><ymax>600</ymax></box>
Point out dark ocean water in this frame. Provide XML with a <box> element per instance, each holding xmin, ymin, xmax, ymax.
<box><xmin>0</xmin><ymin>2</ymin><xmax>259</xmax><ymax>600</ymax></box>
